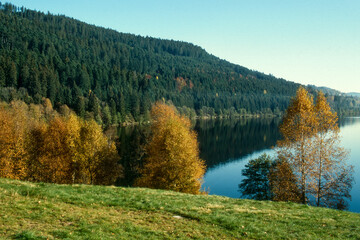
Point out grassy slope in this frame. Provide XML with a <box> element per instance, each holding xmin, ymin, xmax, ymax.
<box><xmin>0</xmin><ymin>178</ymin><xmax>359</xmax><ymax>240</ymax></box>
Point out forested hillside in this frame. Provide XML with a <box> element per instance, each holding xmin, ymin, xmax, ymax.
<box><xmin>0</xmin><ymin>2</ymin><xmax>302</xmax><ymax>124</ymax></box>
<box><xmin>307</xmin><ymin>85</ymin><xmax>360</xmax><ymax>116</ymax></box>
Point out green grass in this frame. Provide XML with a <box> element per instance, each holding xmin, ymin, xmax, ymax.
<box><xmin>0</xmin><ymin>178</ymin><xmax>359</xmax><ymax>239</ymax></box>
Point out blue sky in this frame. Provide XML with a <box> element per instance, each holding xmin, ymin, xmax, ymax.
<box><xmin>4</xmin><ymin>0</ymin><xmax>360</xmax><ymax>93</ymax></box>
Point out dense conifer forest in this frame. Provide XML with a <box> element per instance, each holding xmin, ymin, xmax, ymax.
<box><xmin>0</xmin><ymin>3</ymin><xmax>358</xmax><ymax>125</ymax></box>
<box><xmin>0</xmin><ymin>2</ymin><xmax>302</xmax><ymax>124</ymax></box>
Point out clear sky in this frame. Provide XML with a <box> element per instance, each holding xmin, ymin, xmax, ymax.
<box><xmin>4</xmin><ymin>0</ymin><xmax>360</xmax><ymax>93</ymax></box>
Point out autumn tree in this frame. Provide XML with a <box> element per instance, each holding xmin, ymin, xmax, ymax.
<box><xmin>26</xmin><ymin>115</ymin><xmax>78</xmax><ymax>183</ymax></box>
<box><xmin>26</xmin><ymin>113</ymin><xmax>121</xmax><ymax>185</ymax></box>
<box><xmin>0</xmin><ymin>100</ymin><xmax>58</xmax><ymax>180</ymax></box>
<box><xmin>135</xmin><ymin>102</ymin><xmax>205</xmax><ymax>194</ymax></box>
<box><xmin>310</xmin><ymin>91</ymin><xmax>353</xmax><ymax>209</ymax></box>
<box><xmin>269</xmin><ymin>158</ymin><xmax>301</xmax><ymax>202</ymax></box>
<box><xmin>277</xmin><ymin>87</ymin><xmax>316</xmax><ymax>204</ymax></box>
<box><xmin>239</xmin><ymin>154</ymin><xmax>301</xmax><ymax>202</ymax></box>
<box><xmin>75</xmin><ymin>119</ymin><xmax>121</xmax><ymax>185</ymax></box>
<box><xmin>276</xmin><ymin>87</ymin><xmax>353</xmax><ymax>208</ymax></box>
<box><xmin>0</xmin><ymin>101</ymin><xmax>29</xmax><ymax>180</ymax></box>
<box><xmin>0</xmin><ymin>99</ymin><xmax>121</xmax><ymax>185</ymax></box>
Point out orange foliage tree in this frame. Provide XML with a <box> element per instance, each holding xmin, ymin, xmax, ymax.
<box><xmin>75</xmin><ymin>119</ymin><xmax>121</xmax><ymax>185</ymax></box>
<box><xmin>135</xmin><ymin>102</ymin><xmax>205</xmax><ymax>194</ymax></box>
<box><xmin>27</xmin><ymin>114</ymin><xmax>121</xmax><ymax>185</ymax></box>
<box><xmin>269</xmin><ymin>158</ymin><xmax>301</xmax><ymax>203</ymax></box>
<box><xmin>310</xmin><ymin>92</ymin><xmax>353</xmax><ymax>208</ymax></box>
<box><xmin>26</xmin><ymin>115</ymin><xmax>80</xmax><ymax>183</ymax></box>
<box><xmin>0</xmin><ymin>99</ymin><xmax>121</xmax><ymax>185</ymax></box>
<box><xmin>0</xmin><ymin>101</ymin><xmax>30</xmax><ymax>180</ymax></box>
<box><xmin>277</xmin><ymin>87</ymin><xmax>317</xmax><ymax>204</ymax></box>
<box><xmin>276</xmin><ymin>87</ymin><xmax>353</xmax><ymax>208</ymax></box>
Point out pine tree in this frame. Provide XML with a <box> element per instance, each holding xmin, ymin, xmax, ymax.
<box><xmin>75</xmin><ymin>96</ymin><xmax>86</xmax><ymax>118</ymax></box>
<box><xmin>239</xmin><ymin>154</ymin><xmax>273</xmax><ymax>200</ymax></box>
<box><xmin>101</xmin><ymin>105</ymin><xmax>112</xmax><ymax>129</ymax></box>
<box><xmin>0</xmin><ymin>66</ymin><xmax>6</xmax><ymax>87</ymax></box>
<box><xmin>6</xmin><ymin>61</ymin><xmax>17</xmax><ymax>87</ymax></box>
<box><xmin>88</xmin><ymin>92</ymin><xmax>102</xmax><ymax>124</ymax></box>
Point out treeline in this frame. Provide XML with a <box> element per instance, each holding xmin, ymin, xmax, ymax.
<box><xmin>328</xmin><ymin>95</ymin><xmax>360</xmax><ymax>116</ymax></box>
<box><xmin>0</xmin><ymin>99</ymin><xmax>121</xmax><ymax>185</ymax></box>
<box><xmin>308</xmin><ymin>86</ymin><xmax>360</xmax><ymax>116</ymax></box>
<box><xmin>0</xmin><ymin>2</ymin><xmax>300</xmax><ymax>125</ymax></box>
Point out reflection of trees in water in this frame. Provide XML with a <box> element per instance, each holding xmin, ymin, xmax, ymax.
<box><xmin>116</xmin><ymin>118</ymin><xmax>282</xmax><ymax>184</ymax></box>
<box><xmin>339</xmin><ymin>117</ymin><xmax>360</xmax><ymax>128</ymax></box>
<box><xmin>116</xmin><ymin>125</ymin><xmax>150</xmax><ymax>186</ymax></box>
<box><xmin>194</xmin><ymin>118</ymin><xmax>282</xmax><ymax>169</ymax></box>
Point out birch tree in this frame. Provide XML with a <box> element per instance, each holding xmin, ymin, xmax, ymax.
<box><xmin>310</xmin><ymin>92</ymin><xmax>353</xmax><ymax>209</ymax></box>
<box><xmin>277</xmin><ymin>87</ymin><xmax>317</xmax><ymax>204</ymax></box>
<box><xmin>276</xmin><ymin>88</ymin><xmax>353</xmax><ymax>208</ymax></box>
<box><xmin>135</xmin><ymin>102</ymin><xmax>205</xmax><ymax>194</ymax></box>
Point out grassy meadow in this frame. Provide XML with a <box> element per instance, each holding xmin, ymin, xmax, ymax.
<box><xmin>0</xmin><ymin>178</ymin><xmax>359</xmax><ymax>239</ymax></box>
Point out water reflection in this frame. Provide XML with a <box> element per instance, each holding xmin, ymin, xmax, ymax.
<box><xmin>116</xmin><ymin>125</ymin><xmax>150</xmax><ymax>186</ymax></box>
<box><xmin>194</xmin><ymin>118</ymin><xmax>281</xmax><ymax>169</ymax></box>
<box><xmin>338</xmin><ymin>117</ymin><xmax>360</xmax><ymax>213</ymax></box>
<box><xmin>339</xmin><ymin>116</ymin><xmax>360</xmax><ymax>127</ymax></box>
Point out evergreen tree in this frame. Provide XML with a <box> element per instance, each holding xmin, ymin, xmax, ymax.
<box><xmin>239</xmin><ymin>154</ymin><xmax>273</xmax><ymax>200</ymax></box>
<box><xmin>101</xmin><ymin>105</ymin><xmax>112</xmax><ymax>129</ymax></box>
<box><xmin>88</xmin><ymin>92</ymin><xmax>102</xmax><ymax>124</ymax></box>
<box><xmin>75</xmin><ymin>96</ymin><xmax>86</xmax><ymax>118</ymax></box>
<box><xmin>6</xmin><ymin>61</ymin><xmax>17</xmax><ymax>87</ymax></box>
<box><xmin>0</xmin><ymin>67</ymin><xmax>5</xmax><ymax>87</ymax></box>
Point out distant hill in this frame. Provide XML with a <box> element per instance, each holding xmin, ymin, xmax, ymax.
<box><xmin>347</xmin><ymin>92</ymin><xmax>360</xmax><ymax>98</ymax></box>
<box><xmin>307</xmin><ymin>85</ymin><xmax>342</xmax><ymax>96</ymax></box>
<box><xmin>0</xmin><ymin>2</ymin><xmax>302</xmax><ymax>123</ymax></box>
<box><xmin>308</xmin><ymin>85</ymin><xmax>360</xmax><ymax>116</ymax></box>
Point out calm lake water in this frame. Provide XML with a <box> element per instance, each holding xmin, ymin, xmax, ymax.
<box><xmin>197</xmin><ymin>117</ymin><xmax>360</xmax><ymax>213</ymax></box>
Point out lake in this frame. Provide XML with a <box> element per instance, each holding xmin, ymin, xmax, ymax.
<box><xmin>197</xmin><ymin>117</ymin><xmax>360</xmax><ymax>213</ymax></box>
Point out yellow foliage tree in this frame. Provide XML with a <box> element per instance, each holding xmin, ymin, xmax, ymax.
<box><xmin>27</xmin><ymin>113</ymin><xmax>121</xmax><ymax>185</ymax></box>
<box><xmin>26</xmin><ymin>115</ymin><xmax>80</xmax><ymax>183</ymax></box>
<box><xmin>277</xmin><ymin>87</ymin><xmax>316</xmax><ymax>203</ymax></box>
<box><xmin>277</xmin><ymin>88</ymin><xmax>353</xmax><ymax>208</ymax></box>
<box><xmin>75</xmin><ymin>119</ymin><xmax>121</xmax><ymax>185</ymax></box>
<box><xmin>0</xmin><ymin>100</ymin><xmax>121</xmax><ymax>185</ymax></box>
<box><xmin>310</xmin><ymin>91</ymin><xmax>352</xmax><ymax>208</ymax></box>
<box><xmin>135</xmin><ymin>102</ymin><xmax>205</xmax><ymax>194</ymax></box>
<box><xmin>269</xmin><ymin>158</ymin><xmax>301</xmax><ymax>203</ymax></box>
<box><xmin>0</xmin><ymin>101</ymin><xmax>29</xmax><ymax>180</ymax></box>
